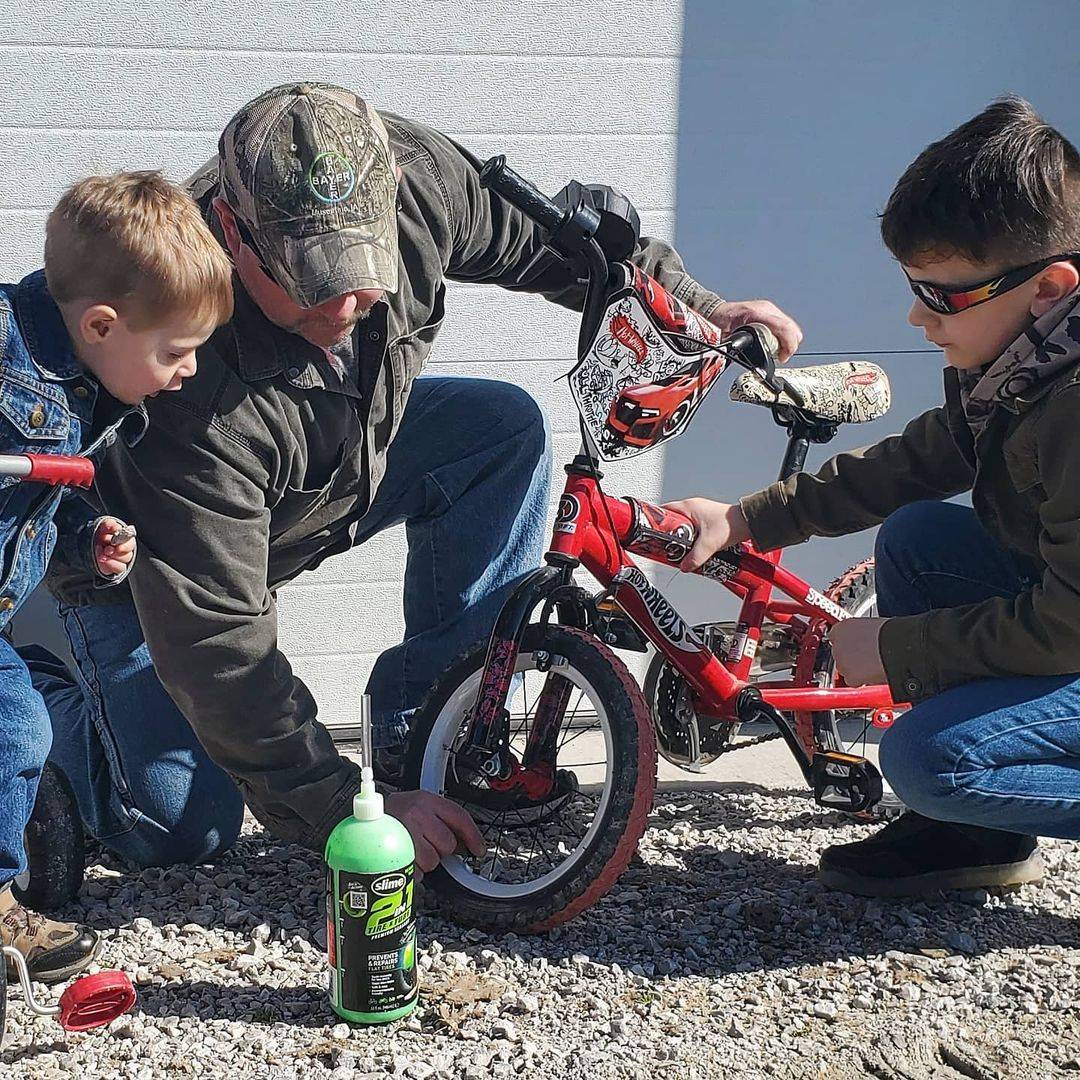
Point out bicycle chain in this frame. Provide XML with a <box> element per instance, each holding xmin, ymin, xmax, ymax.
<box><xmin>720</xmin><ymin>726</ymin><xmax>784</xmax><ymax>753</ymax></box>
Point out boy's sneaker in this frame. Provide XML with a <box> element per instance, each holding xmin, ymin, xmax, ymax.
<box><xmin>0</xmin><ymin>885</ymin><xmax>100</xmax><ymax>984</ymax></box>
<box><xmin>818</xmin><ymin>812</ymin><xmax>1044</xmax><ymax>898</ymax></box>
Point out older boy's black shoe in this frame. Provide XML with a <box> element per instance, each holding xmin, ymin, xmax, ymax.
<box><xmin>818</xmin><ymin>812</ymin><xmax>1043</xmax><ymax>897</ymax></box>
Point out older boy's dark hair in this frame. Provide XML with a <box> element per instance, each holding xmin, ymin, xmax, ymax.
<box><xmin>881</xmin><ymin>96</ymin><xmax>1080</xmax><ymax>267</ymax></box>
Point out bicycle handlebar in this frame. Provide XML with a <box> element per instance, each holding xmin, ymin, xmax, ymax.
<box><xmin>479</xmin><ymin>155</ymin><xmax>566</xmax><ymax>234</ymax></box>
<box><xmin>0</xmin><ymin>454</ymin><xmax>95</xmax><ymax>488</ymax></box>
<box><xmin>478</xmin><ymin>155</ymin><xmax>797</xmax><ymax>410</ymax></box>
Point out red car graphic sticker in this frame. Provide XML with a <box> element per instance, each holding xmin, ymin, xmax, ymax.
<box><xmin>568</xmin><ymin>264</ymin><xmax>731</xmax><ymax>461</ymax></box>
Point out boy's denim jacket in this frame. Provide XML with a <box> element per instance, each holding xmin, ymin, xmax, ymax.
<box><xmin>0</xmin><ymin>271</ymin><xmax>146</xmax><ymax>632</ymax></box>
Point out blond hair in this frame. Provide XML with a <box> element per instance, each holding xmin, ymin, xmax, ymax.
<box><xmin>45</xmin><ymin>171</ymin><xmax>233</xmax><ymax>330</ymax></box>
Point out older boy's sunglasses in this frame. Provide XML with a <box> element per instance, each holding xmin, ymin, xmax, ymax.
<box><xmin>905</xmin><ymin>254</ymin><xmax>1079</xmax><ymax>316</ymax></box>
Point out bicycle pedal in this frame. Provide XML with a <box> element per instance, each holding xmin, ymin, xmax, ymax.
<box><xmin>810</xmin><ymin>751</ymin><xmax>883</xmax><ymax>814</ymax></box>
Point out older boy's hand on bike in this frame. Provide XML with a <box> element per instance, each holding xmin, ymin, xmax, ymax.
<box><xmin>385</xmin><ymin>790</ymin><xmax>487</xmax><ymax>878</ymax></box>
<box><xmin>826</xmin><ymin>618</ymin><xmax>888</xmax><ymax>685</ymax></box>
<box><xmin>707</xmin><ymin>299</ymin><xmax>803</xmax><ymax>362</ymax></box>
<box><xmin>662</xmin><ymin>498</ymin><xmax>753</xmax><ymax>572</ymax></box>
<box><xmin>94</xmin><ymin>517</ymin><xmax>137</xmax><ymax>577</ymax></box>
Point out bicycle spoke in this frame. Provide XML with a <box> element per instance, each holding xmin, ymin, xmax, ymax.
<box><xmin>486</xmin><ymin>811</ymin><xmax>509</xmax><ymax>879</ymax></box>
<box><xmin>524</xmin><ymin>809</ymin><xmax>546</xmax><ymax>875</ymax></box>
<box><xmin>527</xmin><ymin>819</ymin><xmax>559</xmax><ymax>870</ymax></box>
<box><xmin>555</xmin><ymin>722</ymin><xmax>600</xmax><ymax>752</ymax></box>
<box><xmin>556</xmin><ymin>688</ymin><xmax>587</xmax><ymax>752</ymax></box>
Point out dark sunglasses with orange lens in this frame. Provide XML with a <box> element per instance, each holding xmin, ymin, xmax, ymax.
<box><xmin>905</xmin><ymin>254</ymin><xmax>1079</xmax><ymax>316</ymax></box>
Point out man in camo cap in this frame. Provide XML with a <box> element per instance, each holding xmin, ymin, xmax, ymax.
<box><xmin>35</xmin><ymin>82</ymin><xmax>802</xmax><ymax>871</ymax></box>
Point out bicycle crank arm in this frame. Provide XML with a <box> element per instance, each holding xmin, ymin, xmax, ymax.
<box><xmin>735</xmin><ymin>687</ymin><xmax>814</xmax><ymax>782</ymax></box>
<box><xmin>735</xmin><ymin>689</ymin><xmax>883</xmax><ymax>813</ymax></box>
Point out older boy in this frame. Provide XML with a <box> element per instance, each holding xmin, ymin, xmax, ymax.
<box><xmin>670</xmin><ymin>97</ymin><xmax>1080</xmax><ymax>897</ymax></box>
<box><xmin>1</xmin><ymin>171</ymin><xmax>232</xmax><ymax>981</ymax></box>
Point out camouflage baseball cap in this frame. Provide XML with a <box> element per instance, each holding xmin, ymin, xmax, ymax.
<box><xmin>218</xmin><ymin>82</ymin><xmax>399</xmax><ymax>306</ymax></box>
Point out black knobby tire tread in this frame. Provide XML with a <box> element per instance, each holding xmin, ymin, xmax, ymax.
<box><xmin>814</xmin><ymin>559</ymin><xmax>877</xmax><ymax>754</ymax></box>
<box><xmin>403</xmin><ymin>624</ymin><xmax>656</xmax><ymax>932</ymax></box>
<box><xmin>13</xmin><ymin>762</ymin><xmax>85</xmax><ymax>912</ymax></box>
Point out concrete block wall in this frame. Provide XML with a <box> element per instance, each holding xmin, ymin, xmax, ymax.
<box><xmin>1</xmin><ymin>1</ymin><xmax>688</xmax><ymax>725</ymax></box>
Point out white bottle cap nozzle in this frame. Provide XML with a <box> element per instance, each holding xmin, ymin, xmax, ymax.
<box><xmin>353</xmin><ymin>694</ymin><xmax>384</xmax><ymax>821</ymax></box>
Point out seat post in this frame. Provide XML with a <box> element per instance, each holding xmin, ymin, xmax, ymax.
<box><xmin>775</xmin><ymin>414</ymin><xmax>837</xmax><ymax>483</ymax></box>
<box><xmin>777</xmin><ymin>421</ymin><xmax>812</xmax><ymax>482</ymax></box>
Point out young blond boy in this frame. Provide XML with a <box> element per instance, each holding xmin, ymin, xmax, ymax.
<box><xmin>671</xmin><ymin>97</ymin><xmax>1080</xmax><ymax>896</ymax></box>
<box><xmin>0</xmin><ymin>172</ymin><xmax>232</xmax><ymax>981</ymax></box>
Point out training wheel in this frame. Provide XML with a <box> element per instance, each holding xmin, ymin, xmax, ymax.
<box><xmin>57</xmin><ymin>971</ymin><xmax>136</xmax><ymax>1031</ymax></box>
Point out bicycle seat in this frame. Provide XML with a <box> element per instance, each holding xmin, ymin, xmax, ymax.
<box><xmin>729</xmin><ymin>360</ymin><xmax>891</xmax><ymax>424</ymax></box>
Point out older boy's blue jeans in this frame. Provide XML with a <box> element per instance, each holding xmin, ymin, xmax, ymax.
<box><xmin>875</xmin><ymin>500</ymin><xmax>1080</xmax><ymax>839</ymax></box>
<box><xmin>0</xmin><ymin>637</ymin><xmax>52</xmax><ymax>885</ymax></box>
<box><xmin>27</xmin><ymin>377</ymin><xmax>551</xmax><ymax>866</ymax></box>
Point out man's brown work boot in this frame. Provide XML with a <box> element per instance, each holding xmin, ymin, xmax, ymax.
<box><xmin>0</xmin><ymin>883</ymin><xmax>100</xmax><ymax>984</ymax></box>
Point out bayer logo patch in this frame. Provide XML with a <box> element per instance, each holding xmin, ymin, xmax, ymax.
<box><xmin>307</xmin><ymin>151</ymin><xmax>357</xmax><ymax>205</ymax></box>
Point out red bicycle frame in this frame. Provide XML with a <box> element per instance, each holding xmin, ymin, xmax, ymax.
<box><xmin>461</xmin><ymin>154</ymin><xmax>899</xmax><ymax>811</ymax></box>
<box><xmin>553</xmin><ymin>472</ymin><xmax>897</xmax><ymax>745</ymax></box>
<box><xmin>462</xmin><ymin>452</ymin><xmax>902</xmax><ymax>804</ymax></box>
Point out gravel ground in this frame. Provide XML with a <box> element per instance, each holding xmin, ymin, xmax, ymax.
<box><xmin>2</xmin><ymin>787</ymin><xmax>1078</xmax><ymax>1079</ymax></box>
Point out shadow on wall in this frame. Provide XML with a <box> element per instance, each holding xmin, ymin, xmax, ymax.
<box><xmin>663</xmin><ymin>0</ymin><xmax>1080</xmax><ymax>624</ymax></box>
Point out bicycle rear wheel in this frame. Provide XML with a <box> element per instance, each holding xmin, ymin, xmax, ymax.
<box><xmin>811</xmin><ymin>560</ymin><xmax>905</xmax><ymax>818</ymax></box>
<box><xmin>403</xmin><ymin>624</ymin><xmax>656</xmax><ymax>931</ymax></box>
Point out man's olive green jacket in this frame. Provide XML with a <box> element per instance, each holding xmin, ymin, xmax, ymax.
<box><xmin>48</xmin><ymin>112</ymin><xmax>723</xmax><ymax>850</ymax></box>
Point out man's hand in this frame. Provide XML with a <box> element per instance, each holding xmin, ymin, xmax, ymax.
<box><xmin>662</xmin><ymin>498</ymin><xmax>752</xmax><ymax>573</ymax></box>
<box><xmin>826</xmin><ymin>618</ymin><xmax>888</xmax><ymax>686</ymax></box>
<box><xmin>708</xmin><ymin>299</ymin><xmax>803</xmax><ymax>363</ymax></box>
<box><xmin>385</xmin><ymin>790</ymin><xmax>487</xmax><ymax>875</ymax></box>
<box><xmin>94</xmin><ymin>517</ymin><xmax>137</xmax><ymax>577</ymax></box>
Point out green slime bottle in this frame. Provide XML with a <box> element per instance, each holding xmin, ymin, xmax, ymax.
<box><xmin>325</xmin><ymin>695</ymin><xmax>418</xmax><ymax>1024</ymax></box>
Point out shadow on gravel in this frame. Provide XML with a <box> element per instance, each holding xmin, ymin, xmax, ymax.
<box><xmin>133</xmin><ymin>980</ymin><xmax>329</xmax><ymax>1027</ymax></box>
<box><xmin>571</xmin><ymin>842</ymin><xmax>1080</xmax><ymax>980</ymax></box>
<box><xmin>65</xmin><ymin>811</ymin><xmax>1079</xmax><ymax>994</ymax></box>
<box><xmin>0</xmin><ymin>1040</ymin><xmax>68</xmax><ymax>1067</ymax></box>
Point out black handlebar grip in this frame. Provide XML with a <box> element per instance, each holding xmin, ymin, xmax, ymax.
<box><xmin>478</xmin><ymin>155</ymin><xmax>566</xmax><ymax>234</ymax></box>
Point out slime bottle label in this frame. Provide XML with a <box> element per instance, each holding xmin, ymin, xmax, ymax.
<box><xmin>328</xmin><ymin>863</ymin><xmax>417</xmax><ymax>1015</ymax></box>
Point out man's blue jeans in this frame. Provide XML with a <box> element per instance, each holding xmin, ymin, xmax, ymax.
<box><xmin>0</xmin><ymin>636</ymin><xmax>53</xmax><ymax>886</ymax></box>
<box><xmin>876</xmin><ymin>500</ymin><xmax>1080</xmax><ymax>839</ymax></box>
<box><xmin>28</xmin><ymin>377</ymin><xmax>551</xmax><ymax>866</ymax></box>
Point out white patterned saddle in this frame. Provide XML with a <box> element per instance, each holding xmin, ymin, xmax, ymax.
<box><xmin>729</xmin><ymin>360</ymin><xmax>891</xmax><ymax>425</ymax></box>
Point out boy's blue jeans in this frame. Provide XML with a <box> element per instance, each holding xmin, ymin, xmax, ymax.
<box><xmin>26</xmin><ymin>377</ymin><xmax>551</xmax><ymax>867</ymax></box>
<box><xmin>876</xmin><ymin>500</ymin><xmax>1080</xmax><ymax>839</ymax></box>
<box><xmin>0</xmin><ymin>636</ymin><xmax>53</xmax><ymax>885</ymax></box>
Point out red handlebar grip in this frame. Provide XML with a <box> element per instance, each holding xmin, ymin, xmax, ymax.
<box><xmin>25</xmin><ymin>454</ymin><xmax>96</xmax><ymax>488</ymax></box>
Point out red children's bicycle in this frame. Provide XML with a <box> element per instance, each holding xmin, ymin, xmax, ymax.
<box><xmin>403</xmin><ymin>158</ymin><xmax>906</xmax><ymax>931</ymax></box>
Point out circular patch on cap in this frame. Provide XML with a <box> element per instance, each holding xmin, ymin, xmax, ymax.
<box><xmin>307</xmin><ymin>151</ymin><xmax>357</xmax><ymax>205</ymax></box>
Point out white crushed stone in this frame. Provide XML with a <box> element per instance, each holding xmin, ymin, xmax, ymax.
<box><xmin>1</xmin><ymin>789</ymin><xmax>1077</xmax><ymax>1079</ymax></box>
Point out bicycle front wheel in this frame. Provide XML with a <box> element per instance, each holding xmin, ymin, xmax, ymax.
<box><xmin>403</xmin><ymin>624</ymin><xmax>656</xmax><ymax>931</ymax></box>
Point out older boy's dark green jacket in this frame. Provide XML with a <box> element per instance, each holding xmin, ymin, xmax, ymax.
<box><xmin>741</xmin><ymin>360</ymin><xmax>1080</xmax><ymax>702</ymax></box>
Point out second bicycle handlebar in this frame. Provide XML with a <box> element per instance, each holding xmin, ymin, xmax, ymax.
<box><xmin>0</xmin><ymin>454</ymin><xmax>95</xmax><ymax>488</ymax></box>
